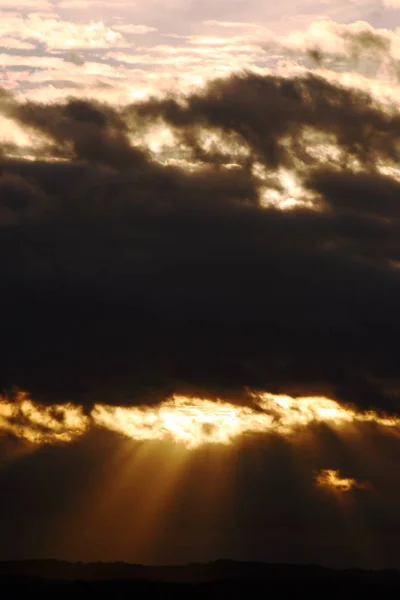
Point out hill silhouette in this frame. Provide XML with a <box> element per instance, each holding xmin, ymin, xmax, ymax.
<box><xmin>0</xmin><ymin>559</ymin><xmax>399</xmax><ymax>590</ymax></box>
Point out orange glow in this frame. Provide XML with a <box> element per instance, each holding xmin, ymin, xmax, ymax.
<box><xmin>256</xmin><ymin>392</ymin><xmax>400</xmax><ymax>432</ymax></box>
<box><xmin>315</xmin><ymin>469</ymin><xmax>369</xmax><ymax>493</ymax></box>
<box><xmin>91</xmin><ymin>396</ymin><xmax>273</xmax><ymax>448</ymax></box>
<box><xmin>92</xmin><ymin>393</ymin><xmax>400</xmax><ymax>448</ymax></box>
<box><xmin>0</xmin><ymin>390</ymin><xmax>399</xmax><ymax>448</ymax></box>
<box><xmin>0</xmin><ymin>391</ymin><xmax>89</xmax><ymax>444</ymax></box>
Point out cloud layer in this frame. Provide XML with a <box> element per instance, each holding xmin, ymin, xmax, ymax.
<box><xmin>0</xmin><ymin>72</ymin><xmax>400</xmax><ymax>415</ymax></box>
<box><xmin>0</xmin><ymin>4</ymin><xmax>399</xmax><ymax>102</ymax></box>
<box><xmin>1</xmin><ymin>4</ymin><xmax>400</xmax><ymax>570</ymax></box>
<box><xmin>1</xmin><ymin>390</ymin><xmax>398</xmax><ymax>448</ymax></box>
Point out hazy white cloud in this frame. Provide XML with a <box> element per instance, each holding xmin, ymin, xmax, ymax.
<box><xmin>113</xmin><ymin>24</ymin><xmax>158</xmax><ymax>34</ymax></box>
<box><xmin>0</xmin><ymin>52</ymin><xmax>125</xmax><ymax>76</ymax></box>
<box><xmin>0</xmin><ymin>15</ymin><xmax>126</xmax><ymax>49</ymax></box>
<box><xmin>57</xmin><ymin>0</ymin><xmax>135</xmax><ymax>8</ymax></box>
<box><xmin>278</xmin><ymin>19</ymin><xmax>392</xmax><ymax>55</ymax></box>
<box><xmin>383</xmin><ymin>0</ymin><xmax>400</xmax><ymax>7</ymax></box>
<box><xmin>0</xmin><ymin>53</ymin><xmax>68</xmax><ymax>68</ymax></box>
<box><xmin>0</xmin><ymin>1</ymin><xmax>398</xmax><ymax>103</ymax></box>
<box><xmin>0</xmin><ymin>37</ymin><xmax>36</xmax><ymax>50</ymax></box>
<box><xmin>0</xmin><ymin>0</ymin><xmax>52</xmax><ymax>8</ymax></box>
<box><xmin>266</xmin><ymin>19</ymin><xmax>400</xmax><ymax>82</ymax></box>
<box><xmin>108</xmin><ymin>34</ymin><xmax>264</xmax><ymax>74</ymax></box>
<box><xmin>186</xmin><ymin>34</ymin><xmax>256</xmax><ymax>45</ymax></box>
<box><xmin>202</xmin><ymin>20</ymin><xmax>261</xmax><ymax>29</ymax></box>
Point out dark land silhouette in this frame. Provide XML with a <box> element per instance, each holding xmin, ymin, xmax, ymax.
<box><xmin>0</xmin><ymin>559</ymin><xmax>399</xmax><ymax>591</ymax></box>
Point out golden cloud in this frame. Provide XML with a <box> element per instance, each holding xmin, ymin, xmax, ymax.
<box><xmin>0</xmin><ymin>391</ymin><xmax>89</xmax><ymax>443</ymax></box>
<box><xmin>0</xmin><ymin>391</ymin><xmax>398</xmax><ymax>449</ymax></box>
<box><xmin>315</xmin><ymin>469</ymin><xmax>370</xmax><ymax>493</ymax></box>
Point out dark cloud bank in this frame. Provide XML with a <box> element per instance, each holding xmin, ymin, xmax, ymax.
<box><xmin>1</xmin><ymin>73</ymin><xmax>400</xmax><ymax>413</ymax></box>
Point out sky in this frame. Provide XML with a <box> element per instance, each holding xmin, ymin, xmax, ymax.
<box><xmin>1</xmin><ymin>0</ymin><xmax>400</xmax><ymax>570</ymax></box>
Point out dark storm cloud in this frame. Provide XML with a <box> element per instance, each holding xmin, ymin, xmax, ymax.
<box><xmin>131</xmin><ymin>73</ymin><xmax>400</xmax><ymax>169</ymax></box>
<box><xmin>1</xmin><ymin>73</ymin><xmax>400</xmax><ymax>412</ymax></box>
<box><xmin>6</xmin><ymin>97</ymin><xmax>147</xmax><ymax>169</ymax></box>
<box><xmin>307</xmin><ymin>168</ymin><xmax>400</xmax><ymax>219</ymax></box>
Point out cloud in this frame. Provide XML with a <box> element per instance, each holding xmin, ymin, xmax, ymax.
<box><xmin>64</xmin><ymin>50</ymin><xmax>86</xmax><ymax>66</ymax></box>
<box><xmin>202</xmin><ymin>21</ymin><xmax>261</xmax><ymax>29</ymax></box>
<box><xmin>0</xmin><ymin>391</ymin><xmax>89</xmax><ymax>443</ymax></box>
<box><xmin>112</xmin><ymin>24</ymin><xmax>158</xmax><ymax>34</ymax></box>
<box><xmin>1</xmin><ymin>390</ymin><xmax>399</xmax><ymax>448</ymax></box>
<box><xmin>0</xmin><ymin>0</ymin><xmax>53</xmax><ymax>9</ymax></box>
<box><xmin>0</xmin><ymin>73</ymin><xmax>400</xmax><ymax>413</ymax></box>
<box><xmin>0</xmin><ymin>37</ymin><xmax>36</xmax><ymax>50</ymax></box>
<box><xmin>1</xmin><ymin>9</ymin><xmax>400</xmax><ymax>572</ymax></box>
<box><xmin>132</xmin><ymin>72</ymin><xmax>400</xmax><ymax>171</ymax></box>
<box><xmin>57</xmin><ymin>0</ymin><xmax>135</xmax><ymax>8</ymax></box>
<box><xmin>0</xmin><ymin>15</ymin><xmax>126</xmax><ymax>50</ymax></box>
<box><xmin>315</xmin><ymin>469</ymin><xmax>371</xmax><ymax>492</ymax></box>
<box><xmin>269</xmin><ymin>19</ymin><xmax>400</xmax><ymax>82</ymax></box>
<box><xmin>0</xmin><ymin>397</ymin><xmax>398</xmax><ymax>568</ymax></box>
<box><xmin>1</xmin><ymin>14</ymin><xmax>398</xmax><ymax>106</ymax></box>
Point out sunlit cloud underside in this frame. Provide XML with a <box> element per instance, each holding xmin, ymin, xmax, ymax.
<box><xmin>0</xmin><ymin>391</ymin><xmax>398</xmax><ymax>448</ymax></box>
<box><xmin>315</xmin><ymin>469</ymin><xmax>370</xmax><ymax>493</ymax></box>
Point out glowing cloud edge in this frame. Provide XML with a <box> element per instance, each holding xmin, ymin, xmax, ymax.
<box><xmin>0</xmin><ymin>390</ymin><xmax>398</xmax><ymax>448</ymax></box>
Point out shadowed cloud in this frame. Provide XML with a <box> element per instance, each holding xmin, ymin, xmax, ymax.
<box><xmin>0</xmin><ymin>73</ymin><xmax>399</xmax><ymax>415</ymax></box>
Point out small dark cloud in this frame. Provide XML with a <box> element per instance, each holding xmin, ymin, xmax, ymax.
<box><xmin>63</xmin><ymin>51</ymin><xmax>85</xmax><ymax>66</ymax></box>
<box><xmin>306</xmin><ymin>47</ymin><xmax>323</xmax><ymax>66</ymax></box>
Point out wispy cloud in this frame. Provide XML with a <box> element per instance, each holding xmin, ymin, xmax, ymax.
<box><xmin>0</xmin><ymin>14</ymin><xmax>126</xmax><ymax>50</ymax></box>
